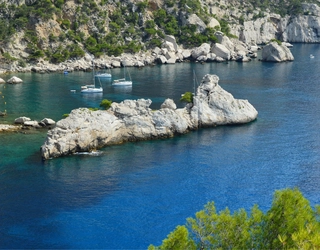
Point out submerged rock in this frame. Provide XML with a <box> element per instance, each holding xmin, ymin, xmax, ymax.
<box><xmin>40</xmin><ymin>74</ymin><xmax>258</xmax><ymax>160</ymax></box>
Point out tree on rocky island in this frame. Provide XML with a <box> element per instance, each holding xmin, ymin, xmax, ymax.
<box><xmin>99</xmin><ymin>99</ymin><xmax>113</xmax><ymax>110</ymax></box>
<box><xmin>149</xmin><ymin>188</ymin><xmax>320</xmax><ymax>249</ymax></box>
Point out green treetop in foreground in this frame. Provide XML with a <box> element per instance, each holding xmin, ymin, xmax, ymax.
<box><xmin>149</xmin><ymin>188</ymin><xmax>320</xmax><ymax>249</ymax></box>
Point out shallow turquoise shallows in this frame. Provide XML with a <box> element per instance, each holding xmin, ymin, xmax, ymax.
<box><xmin>1</xmin><ymin>44</ymin><xmax>320</xmax><ymax>249</ymax></box>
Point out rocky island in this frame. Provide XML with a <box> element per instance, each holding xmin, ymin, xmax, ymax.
<box><xmin>41</xmin><ymin>74</ymin><xmax>258</xmax><ymax>160</ymax></box>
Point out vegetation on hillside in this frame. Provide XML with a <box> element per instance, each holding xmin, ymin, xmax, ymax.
<box><xmin>246</xmin><ymin>0</ymin><xmax>317</xmax><ymax>16</ymax></box>
<box><xmin>149</xmin><ymin>188</ymin><xmax>320</xmax><ymax>249</ymax></box>
<box><xmin>0</xmin><ymin>0</ymin><xmax>318</xmax><ymax>64</ymax></box>
<box><xmin>0</xmin><ymin>0</ymin><xmax>231</xmax><ymax>64</ymax></box>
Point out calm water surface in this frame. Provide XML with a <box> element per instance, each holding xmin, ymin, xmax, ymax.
<box><xmin>1</xmin><ymin>44</ymin><xmax>320</xmax><ymax>248</ymax></box>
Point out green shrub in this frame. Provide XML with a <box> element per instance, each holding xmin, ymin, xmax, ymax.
<box><xmin>146</xmin><ymin>38</ymin><xmax>162</xmax><ymax>49</ymax></box>
<box><xmin>136</xmin><ymin>0</ymin><xmax>149</xmax><ymax>13</ymax></box>
<box><xmin>270</xmin><ymin>38</ymin><xmax>282</xmax><ymax>45</ymax></box>
<box><xmin>150</xmin><ymin>188</ymin><xmax>320</xmax><ymax>250</ymax></box>
<box><xmin>100</xmin><ymin>99</ymin><xmax>112</xmax><ymax>110</ymax></box>
<box><xmin>3</xmin><ymin>52</ymin><xmax>17</xmax><ymax>62</ymax></box>
<box><xmin>180</xmin><ymin>92</ymin><xmax>193</xmax><ymax>103</ymax></box>
<box><xmin>68</xmin><ymin>44</ymin><xmax>85</xmax><ymax>58</ymax></box>
<box><xmin>88</xmin><ymin>107</ymin><xmax>99</xmax><ymax>111</ymax></box>
<box><xmin>54</xmin><ymin>0</ymin><xmax>65</xmax><ymax>9</ymax></box>
<box><xmin>61</xmin><ymin>19</ymin><xmax>71</xmax><ymax>29</ymax></box>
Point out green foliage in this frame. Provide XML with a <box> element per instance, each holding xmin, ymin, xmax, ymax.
<box><xmin>2</xmin><ymin>52</ymin><xmax>17</xmax><ymax>62</ymax></box>
<box><xmin>270</xmin><ymin>38</ymin><xmax>282</xmax><ymax>45</ymax></box>
<box><xmin>88</xmin><ymin>107</ymin><xmax>99</xmax><ymax>111</ymax></box>
<box><xmin>149</xmin><ymin>225</ymin><xmax>196</xmax><ymax>250</ymax></box>
<box><xmin>109</xmin><ymin>10</ymin><xmax>125</xmax><ymax>27</ymax></box>
<box><xmin>51</xmin><ymin>46</ymin><xmax>70</xmax><ymax>63</ymax></box>
<box><xmin>109</xmin><ymin>22</ymin><xmax>121</xmax><ymax>34</ymax></box>
<box><xmin>54</xmin><ymin>0</ymin><xmax>65</xmax><ymax>9</ymax></box>
<box><xmin>28</xmin><ymin>49</ymin><xmax>45</xmax><ymax>60</ymax></box>
<box><xmin>0</xmin><ymin>0</ymin><xmax>311</xmax><ymax>64</ymax></box>
<box><xmin>62</xmin><ymin>113</ymin><xmax>69</xmax><ymax>118</ymax></box>
<box><xmin>146</xmin><ymin>38</ymin><xmax>162</xmax><ymax>49</ymax></box>
<box><xmin>68</xmin><ymin>44</ymin><xmax>85</xmax><ymax>58</ymax></box>
<box><xmin>124</xmin><ymin>41</ymin><xmax>142</xmax><ymax>53</ymax></box>
<box><xmin>180</xmin><ymin>92</ymin><xmax>193</xmax><ymax>103</ymax></box>
<box><xmin>99</xmin><ymin>99</ymin><xmax>112</xmax><ymax>110</ymax></box>
<box><xmin>136</xmin><ymin>0</ymin><xmax>149</xmax><ymax>13</ymax></box>
<box><xmin>61</xmin><ymin>19</ymin><xmax>71</xmax><ymax>30</ymax></box>
<box><xmin>151</xmin><ymin>188</ymin><xmax>320</xmax><ymax>249</ymax></box>
<box><xmin>247</xmin><ymin>0</ymin><xmax>305</xmax><ymax>17</ymax></box>
<box><xmin>263</xmin><ymin>188</ymin><xmax>319</xmax><ymax>249</ymax></box>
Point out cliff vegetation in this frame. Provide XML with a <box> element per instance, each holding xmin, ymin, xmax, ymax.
<box><xmin>0</xmin><ymin>0</ymin><xmax>319</xmax><ymax>66</ymax></box>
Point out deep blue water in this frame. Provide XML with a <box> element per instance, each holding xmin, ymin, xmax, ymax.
<box><xmin>1</xmin><ymin>44</ymin><xmax>320</xmax><ymax>249</ymax></box>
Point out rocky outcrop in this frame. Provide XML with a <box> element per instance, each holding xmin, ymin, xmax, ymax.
<box><xmin>0</xmin><ymin>124</ymin><xmax>22</xmax><ymax>132</ymax></box>
<box><xmin>14</xmin><ymin>116</ymin><xmax>55</xmax><ymax>128</ymax></box>
<box><xmin>261</xmin><ymin>42</ymin><xmax>294</xmax><ymax>62</ymax></box>
<box><xmin>7</xmin><ymin>76</ymin><xmax>23</xmax><ymax>84</ymax></box>
<box><xmin>40</xmin><ymin>74</ymin><xmax>258</xmax><ymax>160</ymax></box>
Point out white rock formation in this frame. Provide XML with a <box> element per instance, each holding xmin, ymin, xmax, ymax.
<box><xmin>15</xmin><ymin>116</ymin><xmax>31</xmax><ymax>124</ymax></box>
<box><xmin>211</xmin><ymin>43</ymin><xmax>231</xmax><ymax>60</ymax></box>
<box><xmin>190</xmin><ymin>75</ymin><xmax>258</xmax><ymax>126</ymax></box>
<box><xmin>261</xmin><ymin>42</ymin><xmax>294</xmax><ymax>62</ymax></box>
<box><xmin>40</xmin><ymin>74</ymin><xmax>258</xmax><ymax>159</ymax></box>
<box><xmin>41</xmin><ymin>118</ymin><xmax>56</xmax><ymax>125</ymax></box>
<box><xmin>7</xmin><ymin>76</ymin><xmax>23</xmax><ymax>84</ymax></box>
<box><xmin>181</xmin><ymin>13</ymin><xmax>207</xmax><ymax>33</ymax></box>
<box><xmin>164</xmin><ymin>35</ymin><xmax>178</xmax><ymax>51</ymax></box>
<box><xmin>207</xmin><ymin>17</ymin><xmax>220</xmax><ymax>29</ymax></box>
<box><xmin>191</xmin><ymin>43</ymin><xmax>211</xmax><ymax>59</ymax></box>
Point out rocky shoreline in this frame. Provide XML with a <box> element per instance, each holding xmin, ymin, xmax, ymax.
<box><xmin>40</xmin><ymin>74</ymin><xmax>258</xmax><ymax>160</ymax></box>
<box><xmin>0</xmin><ymin>34</ymin><xmax>294</xmax><ymax>76</ymax></box>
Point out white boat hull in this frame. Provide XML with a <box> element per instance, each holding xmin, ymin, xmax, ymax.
<box><xmin>112</xmin><ymin>81</ymin><xmax>132</xmax><ymax>86</ymax></box>
<box><xmin>95</xmin><ymin>73</ymin><xmax>112</xmax><ymax>78</ymax></box>
<box><xmin>81</xmin><ymin>87</ymin><xmax>103</xmax><ymax>93</ymax></box>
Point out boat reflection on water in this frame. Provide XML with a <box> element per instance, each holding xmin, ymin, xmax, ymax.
<box><xmin>113</xmin><ymin>85</ymin><xmax>132</xmax><ymax>93</ymax></box>
<box><xmin>80</xmin><ymin>92</ymin><xmax>103</xmax><ymax>101</ymax></box>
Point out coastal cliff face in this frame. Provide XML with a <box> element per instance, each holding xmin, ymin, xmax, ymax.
<box><xmin>0</xmin><ymin>0</ymin><xmax>319</xmax><ymax>71</ymax></box>
<box><xmin>40</xmin><ymin>74</ymin><xmax>258</xmax><ymax>159</ymax></box>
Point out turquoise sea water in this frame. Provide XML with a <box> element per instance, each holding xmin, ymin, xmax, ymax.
<box><xmin>1</xmin><ymin>44</ymin><xmax>320</xmax><ymax>248</ymax></box>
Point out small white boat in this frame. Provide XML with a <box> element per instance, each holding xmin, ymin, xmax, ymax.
<box><xmin>81</xmin><ymin>63</ymin><xmax>103</xmax><ymax>93</ymax></box>
<box><xmin>81</xmin><ymin>84</ymin><xmax>103</xmax><ymax>93</ymax></box>
<box><xmin>112</xmin><ymin>78</ymin><xmax>132</xmax><ymax>86</ymax></box>
<box><xmin>112</xmin><ymin>66</ymin><xmax>132</xmax><ymax>86</ymax></box>
<box><xmin>310</xmin><ymin>54</ymin><xmax>315</xmax><ymax>58</ymax></box>
<box><xmin>95</xmin><ymin>72</ymin><xmax>112</xmax><ymax>78</ymax></box>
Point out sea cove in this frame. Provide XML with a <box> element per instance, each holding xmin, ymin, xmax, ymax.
<box><xmin>0</xmin><ymin>44</ymin><xmax>320</xmax><ymax>248</ymax></box>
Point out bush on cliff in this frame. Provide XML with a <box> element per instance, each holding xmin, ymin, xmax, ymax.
<box><xmin>180</xmin><ymin>92</ymin><xmax>193</xmax><ymax>104</ymax></box>
<box><xmin>149</xmin><ymin>188</ymin><xmax>320</xmax><ymax>250</ymax></box>
<box><xmin>100</xmin><ymin>99</ymin><xmax>112</xmax><ymax>110</ymax></box>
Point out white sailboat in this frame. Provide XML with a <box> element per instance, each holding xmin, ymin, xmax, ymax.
<box><xmin>112</xmin><ymin>66</ymin><xmax>132</xmax><ymax>86</ymax></box>
<box><xmin>95</xmin><ymin>72</ymin><xmax>112</xmax><ymax>78</ymax></box>
<box><xmin>95</xmin><ymin>68</ymin><xmax>112</xmax><ymax>78</ymax></box>
<box><xmin>81</xmin><ymin>63</ymin><xmax>103</xmax><ymax>93</ymax></box>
